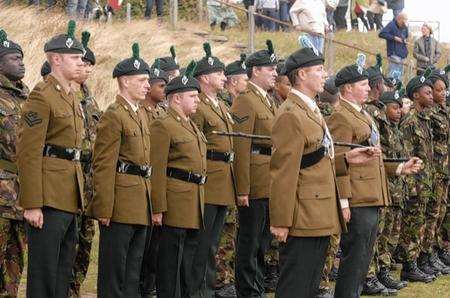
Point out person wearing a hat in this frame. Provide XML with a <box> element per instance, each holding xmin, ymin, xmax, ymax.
<box><xmin>230</xmin><ymin>40</ymin><xmax>278</xmax><ymax>298</ymax></box>
<box><xmin>17</xmin><ymin>20</ymin><xmax>85</xmax><ymax>297</ymax></box>
<box><xmin>0</xmin><ymin>29</ymin><xmax>28</xmax><ymax>297</ymax></box>
<box><xmin>270</xmin><ymin>60</ymin><xmax>291</xmax><ymax>107</ymax></box>
<box><xmin>318</xmin><ymin>75</ymin><xmax>339</xmax><ymax>118</ymax></box>
<box><xmin>139</xmin><ymin>58</ymin><xmax>169</xmax><ymax>298</ymax></box>
<box><xmin>364</xmin><ymin>54</ymin><xmax>387</xmax><ymax>122</ymax></box>
<box><xmin>425</xmin><ymin>70</ymin><xmax>450</xmax><ymax>270</ymax></box>
<box><xmin>187</xmin><ymin>43</ymin><xmax>236</xmax><ymax>297</ymax></box>
<box><xmin>396</xmin><ymin>69</ymin><xmax>441</xmax><ymax>283</ymax></box>
<box><xmin>154</xmin><ymin>45</ymin><xmax>180</xmax><ymax>82</ymax></box>
<box><xmin>86</xmin><ymin>43</ymin><xmax>152</xmax><ymax>297</ymax></box>
<box><xmin>149</xmin><ymin>61</ymin><xmax>207</xmax><ymax>298</ymax></box>
<box><xmin>327</xmin><ymin>60</ymin><xmax>423</xmax><ymax>298</ymax></box>
<box><xmin>69</xmin><ymin>30</ymin><xmax>103</xmax><ymax>298</ymax></box>
<box><xmin>219</xmin><ymin>53</ymin><xmax>249</xmax><ymax>108</ymax></box>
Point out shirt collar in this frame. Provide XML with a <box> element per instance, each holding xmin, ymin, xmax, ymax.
<box><xmin>341</xmin><ymin>97</ymin><xmax>362</xmax><ymax>112</ymax></box>
<box><xmin>206</xmin><ymin>94</ymin><xmax>219</xmax><ymax>108</ymax></box>
<box><xmin>290</xmin><ymin>88</ymin><xmax>318</xmax><ymax>113</ymax></box>
<box><xmin>123</xmin><ymin>96</ymin><xmax>139</xmax><ymax>113</ymax></box>
<box><xmin>249</xmin><ymin>81</ymin><xmax>267</xmax><ymax>99</ymax></box>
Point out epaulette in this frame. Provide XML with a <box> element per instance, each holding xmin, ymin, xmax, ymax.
<box><xmin>106</xmin><ymin>102</ymin><xmax>120</xmax><ymax>111</ymax></box>
<box><xmin>32</xmin><ymin>80</ymin><xmax>48</xmax><ymax>92</ymax></box>
<box><xmin>155</xmin><ymin>108</ymin><xmax>167</xmax><ymax>119</ymax></box>
<box><xmin>285</xmin><ymin>100</ymin><xmax>294</xmax><ymax>111</ymax></box>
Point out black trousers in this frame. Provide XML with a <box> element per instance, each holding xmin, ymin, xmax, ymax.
<box><xmin>276</xmin><ymin>236</ymin><xmax>330</xmax><ymax>298</ymax></box>
<box><xmin>334</xmin><ymin>206</ymin><xmax>379</xmax><ymax>298</ymax></box>
<box><xmin>236</xmin><ymin>198</ymin><xmax>272</xmax><ymax>298</ymax></box>
<box><xmin>98</xmin><ymin>222</ymin><xmax>147</xmax><ymax>298</ymax></box>
<box><xmin>140</xmin><ymin>225</ymin><xmax>161</xmax><ymax>295</ymax></box>
<box><xmin>191</xmin><ymin>204</ymin><xmax>228</xmax><ymax>297</ymax></box>
<box><xmin>26</xmin><ymin>207</ymin><xmax>77</xmax><ymax>298</ymax></box>
<box><xmin>334</xmin><ymin>6</ymin><xmax>348</xmax><ymax>29</ymax></box>
<box><xmin>157</xmin><ymin>225</ymin><xmax>201</xmax><ymax>298</ymax></box>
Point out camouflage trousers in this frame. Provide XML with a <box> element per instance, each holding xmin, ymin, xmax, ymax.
<box><xmin>69</xmin><ymin>213</ymin><xmax>95</xmax><ymax>297</ymax></box>
<box><xmin>319</xmin><ymin>234</ymin><xmax>340</xmax><ymax>290</ymax></box>
<box><xmin>0</xmin><ymin>218</ymin><xmax>26</xmax><ymax>297</ymax></box>
<box><xmin>215</xmin><ymin>207</ymin><xmax>236</xmax><ymax>288</ymax></box>
<box><xmin>422</xmin><ymin>175</ymin><xmax>448</xmax><ymax>254</ymax></box>
<box><xmin>265</xmin><ymin>238</ymin><xmax>279</xmax><ymax>267</ymax></box>
<box><xmin>442</xmin><ymin>187</ymin><xmax>450</xmax><ymax>249</ymax></box>
<box><xmin>435</xmin><ymin>177</ymin><xmax>449</xmax><ymax>251</ymax></box>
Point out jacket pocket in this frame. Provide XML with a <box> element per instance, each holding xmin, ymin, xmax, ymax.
<box><xmin>167</xmin><ymin>177</ymin><xmax>193</xmax><ymax>193</ymax></box>
<box><xmin>115</xmin><ymin>173</ymin><xmax>140</xmax><ymax>187</ymax></box>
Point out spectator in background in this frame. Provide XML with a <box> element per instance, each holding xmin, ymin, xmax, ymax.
<box><xmin>67</xmin><ymin>0</ymin><xmax>91</xmax><ymax>18</ymax></box>
<box><xmin>387</xmin><ymin>0</ymin><xmax>403</xmax><ymax>18</ymax></box>
<box><xmin>326</xmin><ymin>0</ymin><xmax>338</xmax><ymax>31</ymax></box>
<box><xmin>290</xmin><ymin>0</ymin><xmax>328</xmax><ymax>53</ymax></box>
<box><xmin>334</xmin><ymin>0</ymin><xmax>348</xmax><ymax>30</ymax></box>
<box><xmin>28</xmin><ymin>0</ymin><xmax>56</xmax><ymax>8</ymax></box>
<box><xmin>351</xmin><ymin>0</ymin><xmax>369</xmax><ymax>31</ymax></box>
<box><xmin>379</xmin><ymin>12</ymin><xmax>408</xmax><ymax>79</ymax></box>
<box><xmin>367</xmin><ymin>0</ymin><xmax>387</xmax><ymax>30</ymax></box>
<box><xmin>207</xmin><ymin>0</ymin><xmax>239</xmax><ymax>31</ymax></box>
<box><xmin>145</xmin><ymin>0</ymin><xmax>164</xmax><ymax>23</ymax></box>
<box><xmin>255</xmin><ymin>0</ymin><xmax>280</xmax><ymax>31</ymax></box>
<box><xmin>278</xmin><ymin>0</ymin><xmax>292</xmax><ymax>31</ymax></box>
<box><xmin>413</xmin><ymin>23</ymin><xmax>442</xmax><ymax>75</ymax></box>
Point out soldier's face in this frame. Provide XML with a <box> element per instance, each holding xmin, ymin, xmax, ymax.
<box><xmin>74</xmin><ymin>61</ymin><xmax>93</xmax><ymax>84</ymax></box>
<box><xmin>205</xmin><ymin>71</ymin><xmax>226</xmax><ymax>91</ymax></box>
<box><xmin>301</xmin><ymin>65</ymin><xmax>326</xmax><ymax>94</ymax></box>
<box><xmin>274</xmin><ymin>75</ymin><xmax>291</xmax><ymax>101</ymax></box>
<box><xmin>147</xmin><ymin>79</ymin><xmax>166</xmax><ymax>102</ymax></box>
<box><xmin>0</xmin><ymin>53</ymin><xmax>25</xmax><ymax>82</ymax></box>
<box><xmin>126</xmin><ymin>74</ymin><xmax>151</xmax><ymax>101</ymax></box>
<box><xmin>233</xmin><ymin>74</ymin><xmax>249</xmax><ymax>93</ymax></box>
<box><xmin>415</xmin><ymin>86</ymin><xmax>434</xmax><ymax>108</ymax></box>
<box><xmin>432</xmin><ymin>79</ymin><xmax>446</xmax><ymax>104</ymax></box>
<box><xmin>179</xmin><ymin>90</ymin><xmax>200</xmax><ymax>116</ymax></box>
<box><xmin>60</xmin><ymin>53</ymin><xmax>84</xmax><ymax>81</ymax></box>
<box><xmin>254</xmin><ymin>65</ymin><xmax>277</xmax><ymax>90</ymax></box>
<box><xmin>385</xmin><ymin>103</ymin><xmax>402</xmax><ymax>123</ymax></box>
<box><xmin>351</xmin><ymin>79</ymin><xmax>370</xmax><ymax>104</ymax></box>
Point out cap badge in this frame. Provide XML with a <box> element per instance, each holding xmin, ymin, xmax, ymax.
<box><xmin>241</xmin><ymin>62</ymin><xmax>246</xmax><ymax>70</ymax></box>
<box><xmin>154</xmin><ymin>68</ymin><xmax>160</xmax><ymax>76</ymax></box>
<box><xmin>394</xmin><ymin>91</ymin><xmax>400</xmax><ymax>99</ymax></box>
<box><xmin>134</xmin><ymin>59</ymin><xmax>141</xmax><ymax>70</ymax></box>
<box><xmin>420</xmin><ymin>76</ymin><xmax>425</xmax><ymax>83</ymax></box>
<box><xmin>66</xmin><ymin>38</ymin><xmax>73</xmax><ymax>49</ymax></box>
<box><xmin>174</xmin><ymin>57</ymin><xmax>178</xmax><ymax>64</ymax></box>
<box><xmin>357</xmin><ymin>66</ymin><xmax>363</xmax><ymax>75</ymax></box>
<box><xmin>2</xmin><ymin>41</ymin><xmax>9</xmax><ymax>48</ymax></box>
<box><xmin>182</xmin><ymin>76</ymin><xmax>188</xmax><ymax>85</ymax></box>
<box><xmin>208</xmin><ymin>57</ymin><xmax>214</xmax><ymax>66</ymax></box>
<box><xmin>270</xmin><ymin>53</ymin><xmax>276</xmax><ymax>63</ymax></box>
<box><xmin>440</xmin><ymin>70</ymin><xmax>445</xmax><ymax>75</ymax></box>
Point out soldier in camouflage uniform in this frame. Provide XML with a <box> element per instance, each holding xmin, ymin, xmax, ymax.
<box><xmin>0</xmin><ymin>29</ymin><xmax>28</xmax><ymax>297</ymax></box>
<box><xmin>397</xmin><ymin>70</ymin><xmax>436</xmax><ymax>283</ymax></box>
<box><xmin>69</xmin><ymin>32</ymin><xmax>102</xmax><ymax>298</ymax></box>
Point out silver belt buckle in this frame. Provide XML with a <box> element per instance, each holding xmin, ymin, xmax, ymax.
<box><xmin>227</xmin><ymin>152</ymin><xmax>235</xmax><ymax>163</ymax></box>
<box><xmin>199</xmin><ymin>175</ymin><xmax>207</xmax><ymax>185</ymax></box>
<box><xmin>73</xmin><ymin>149</ymin><xmax>81</xmax><ymax>161</ymax></box>
<box><xmin>144</xmin><ymin>166</ymin><xmax>152</xmax><ymax>178</ymax></box>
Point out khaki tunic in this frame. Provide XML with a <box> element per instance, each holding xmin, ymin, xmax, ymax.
<box><xmin>270</xmin><ymin>92</ymin><xmax>345</xmax><ymax>237</ymax></box>
<box><xmin>327</xmin><ymin>99</ymin><xmax>399</xmax><ymax>208</ymax></box>
<box><xmin>17</xmin><ymin>75</ymin><xmax>84</xmax><ymax>213</ymax></box>
<box><xmin>150</xmin><ymin>108</ymin><xmax>207</xmax><ymax>229</ymax></box>
<box><xmin>230</xmin><ymin>83</ymin><xmax>276</xmax><ymax>199</ymax></box>
<box><xmin>191</xmin><ymin>94</ymin><xmax>236</xmax><ymax>206</ymax></box>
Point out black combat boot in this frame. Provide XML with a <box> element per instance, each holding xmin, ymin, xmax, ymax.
<box><xmin>378</xmin><ymin>267</ymin><xmax>408</xmax><ymax>290</ymax></box>
<box><xmin>429</xmin><ymin>252</ymin><xmax>450</xmax><ymax>275</ymax></box>
<box><xmin>438</xmin><ymin>249</ymin><xmax>450</xmax><ymax>266</ymax></box>
<box><xmin>418</xmin><ymin>253</ymin><xmax>440</xmax><ymax>277</ymax></box>
<box><xmin>263</xmin><ymin>264</ymin><xmax>279</xmax><ymax>293</ymax></box>
<box><xmin>400</xmin><ymin>261</ymin><xmax>435</xmax><ymax>283</ymax></box>
<box><xmin>362</xmin><ymin>276</ymin><xmax>397</xmax><ymax>296</ymax></box>
<box><xmin>316</xmin><ymin>287</ymin><xmax>334</xmax><ymax>298</ymax></box>
<box><xmin>215</xmin><ymin>283</ymin><xmax>237</xmax><ymax>298</ymax></box>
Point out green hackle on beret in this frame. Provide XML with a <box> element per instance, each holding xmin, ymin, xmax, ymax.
<box><xmin>423</xmin><ymin>67</ymin><xmax>432</xmax><ymax>79</ymax></box>
<box><xmin>132</xmin><ymin>42</ymin><xmax>140</xmax><ymax>59</ymax></box>
<box><xmin>185</xmin><ymin>60</ymin><xmax>197</xmax><ymax>77</ymax></box>
<box><xmin>203</xmin><ymin>42</ymin><xmax>212</xmax><ymax>57</ymax></box>
<box><xmin>240</xmin><ymin>53</ymin><xmax>246</xmax><ymax>63</ymax></box>
<box><xmin>0</xmin><ymin>30</ymin><xmax>7</xmax><ymax>44</ymax></box>
<box><xmin>444</xmin><ymin>65</ymin><xmax>450</xmax><ymax>74</ymax></box>
<box><xmin>81</xmin><ymin>31</ymin><xmax>90</xmax><ymax>49</ymax></box>
<box><xmin>67</xmin><ymin>20</ymin><xmax>76</xmax><ymax>39</ymax></box>
<box><xmin>154</xmin><ymin>58</ymin><xmax>161</xmax><ymax>69</ymax></box>
<box><xmin>375</xmin><ymin>53</ymin><xmax>382</xmax><ymax>69</ymax></box>
<box><xmin>266</xmin><ymin>40</ymin><xmax>274</xmax><ymax>54</ymax></box>
<box><xmin>170</xmin><ymin>45</ymin><xmax>176</xmax><ymax>59</ymax></box>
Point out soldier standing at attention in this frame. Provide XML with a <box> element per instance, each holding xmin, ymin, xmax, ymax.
<box><xmin>154</xmin><ymin>45</ymin><xmax>181</xmax><ymax>82</ymax></box>
<box><xmin>364</xmin><ymin>54</ymin><xmax>386</xmax><ymax>121</ymax></box>
<box><xmin>150</xmin><ymin>61</ymin><xmax>207</xmax><ymax>298</ymax></box>
<box><xmin>190</xmin><ymin>43</ymin><xmax>236</xmax><ymax>298</ymax></box>
<box><xmin>87</xmin><ymin>43</ymin><xmax>152</xmax><ymax>298</ymax></box>
<box><xmin>17</xmin><ymin>21</ymin><xmax>85</xmax><ymax>297</ymax></box>
<box><xmin>230</xmin><ymin>40</ymin><xmax>278</xmax><ymax>298</ymax></box>
<box><xmin>219</xmin><ymin>54</ymin><xmax>248</xmax><ymax>107</ymax></box>
<box><xmin>69</xmin><ymin>30</ymin><xmax>102</xmax><ymax>298</ymax></box>
<box><xmin>327</xmin><ymin>60</ymin><xmax>423</xmax><ymax>298</ymax></box>
<box><xmin>0</xmin><ymin>29</ymin><xmax>28</xmax><ymax>298</ymax></box>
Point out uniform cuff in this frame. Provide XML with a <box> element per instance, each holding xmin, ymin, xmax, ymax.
<box><xmin>340</xmin><ymin>199</ymin><xmax>349</xmax><ymax>209</ymax></box>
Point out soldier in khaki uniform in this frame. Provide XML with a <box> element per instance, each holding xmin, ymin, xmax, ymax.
<box><xmin>17</xmin><ymin>21</ymin><xmax>85</xmax><ymax>297</ymax></box>
<box><xmin>328</xmin><ymin>62</ymin><xmax>422</xmax><ymax>298</ymax></box>
<box><xmin>0</xmin><ymin>29</ymin><xmax>28</xmax><ymax>297</ymax></box>
<box><xmin>230</xmin><ymin>40</ymin><xmax>278</xmax><ymax>298</ymax></box>
<box><xmin>150</xmin><ymin>61</ymin><xmax>207</xmax><ymax>298</ymax></box>
<box><xmin>153</xmin><ymin>45</ymin><xmax>180</xmax><ymax>82</ymax></box>
<box><xmin>219</xmin><ymin>54</ymin><xmax>248</xmax><ymax>108</ymax></box>
<box><xmin>87</xmin><ymin>43</ymin><xmax>152</xmax><ymax>298</ymax></box>
<box><xmin>190</xmin><ymin>43</ymin><xmax>236</xmax><ymax>297</ymax></box>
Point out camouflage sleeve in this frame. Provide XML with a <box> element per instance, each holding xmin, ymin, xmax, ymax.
<box><xmin>17</xmin><ymin>89</ymin><xmax>50</xmax><ymax>209</ymax></box>
<box><xmin>401</xmin><ymin>122</ymin><xmax>420</xmax><ymax>197</ymax></box>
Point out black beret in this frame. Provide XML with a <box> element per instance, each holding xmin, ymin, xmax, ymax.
<box><xmin>165</xmin><ymin>61</ymin><xmax>200</xmax><ymax>95</ymax></box>
<box><xmin>112</xmin><ymin>43</ymin><xmax>150</xmax><ymax>78</ymax></box>
<box><xmin>380</xmin><ymin>90</ymin><xmax>403</xmax><ymax>107</ymax></box>
<box><xmin>194</xmin><ymin>43</ymin><xmax>225</xmax><ymax>77</ymax></box>
<box><xmin>406</xmin><ymin>68</ymin><xmax>434</xmax><ymax>99</ymax></box>
<box><xmin>149</xmin><ymin>58</ymin><xmax>169</xmax><ymax>84</ymax></box>
<box><xmin>155</xmin><ymin>46</ymin><xmax>179</xmax><ymax>72</ymax></box>
<box><xmin>44</xmin><ymin>20</ymin><xmax>84</xmax><ymax>54</ymax></box>
<box><xmin>225</xmin><ymin>54</ymin><xmax>247</xmax><ymax>76</ymax></box>
<box><xmin>429</xmin><ymin>68</ymin><xmax>449</xmax><ymax>88</ymax></box>
<box><xmin>41</xmin><ymin>61</ymin><xmax>51</xmax><ymax>77</ymax></box>
<box><xmin>366</xmin><ymin>54</ymin><xmax>383</xmax><ymax>83</ymax></box>
<box><xmin>282</xmin><ymin>47</ymin><xmax>324</xmax><ymax>75</ymax></box>
<box><xmin>276</xmin><ymin>59</ymin><xmax>285</xmax><ymax>75</ymax></box>
<box><xmin>0</xmin><ymin>30</ymin><xmax>23</xmax><ymax>58</ymax></box>
<box><xmin>324</xmin><ymin>76</ymin><xmax>338</xmax><ymax>95</ymax></box>
<box><xmin>335</xmin><ymin>64</ymin><xmax>369</xmax><ymax>87</ymax></box>
<box><xmin>246</xmin><ymin>40</ymin><xmax>278</xmax><ymax>68</ymax></box>
<box><xmin>81</xmin><ymin>31</ymin><xmax>95</xmax><ymax>65</ymax></box>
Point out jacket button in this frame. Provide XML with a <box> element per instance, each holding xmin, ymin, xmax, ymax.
<box><xmin>315</xmin><ymin>194</ymin><xmax>319</xmax><ymax>198</ymax></box>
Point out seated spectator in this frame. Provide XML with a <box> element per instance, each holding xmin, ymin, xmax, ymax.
<box><xmin>255</xmin><ymin>0</ymin><xmax>280</xmax><ymax>31</ymax></box>
<box><xmin>290</xmin><ymin>0</ymin><xmax>328</xmax><ymax>53</ymax></box>
<box><xmin>367</xmin><ymin>0</ymin><xmax>387</xmax><ymax>30</ymax></box>
<box><xmin>413</xmin><ymin>23</ymin><xmax>442</xmax><ymax>75</ymax></box>
<box><xmin>379</xmin><ymin>12</ymin><xmax>408</xmax><ymax>79</ymax></box>
<box><xmin>207</xmin><ymin>0</ymin><xmax>239</xmax><ymax>31</ymax></box>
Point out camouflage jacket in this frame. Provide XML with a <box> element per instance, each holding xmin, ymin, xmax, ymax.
<box><xmin>379</xmin><ymin>117</ymin><xmax>407</xmax><ymax>207</ymax></box>
<box><xmin>429</xmin><ymin>104</ymin><xmax>449</xmax><ymax>177</ymax></box>
<box><xmin>401</xmin><ymin>107</ymin><xmax>434</xmax><ymax>198</ymax></box>
<box><xmin>218</xmin><ymin>89</ymin><xmax>233</xmax><ymax>108</ymax></box>
<box><xmin>364</xmin><ymin>100</ymin><xmax>387</xmax><ymax>126</ymax></box>
<box><xmin>76</xmin><ymin>84</ymin><xmax>102</xmax><ymax>205</ymax></box>
<box><xmin>0</xmin><ymin>74</ymin><xmax>29</xmax><ymax>220</ymax></box>
<box><xmin>317</xmin><ymin>100</ymin><xmax>335</xmax><ymax>118</ymax></box>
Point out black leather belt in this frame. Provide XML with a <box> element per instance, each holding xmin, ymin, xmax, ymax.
<box><xmin>251</xmin><ymin>144</ymin><xmax>272</xmax><ymax>156</ymax></box>
<box><xmin>206</xmin><ymin>150</ymin><xmax>235</xmax><ymax>163</ymax></box>
<box><xmin>300</xmin><ymin>147</ymin><xmax>326</xmax><ymax>169</ymax></box>
<box><xmin>43</xmin><ymin>144</ymin><xmax>82</xmax><ymax>162</ymax></box>
<box><xmin>117</xmin><ymin>160</ymin><xmax>152</xmax><ymax>178</ymax></box>
<box><xmin>167</xmin><ymin>167</ymin><xmax>207</xmax><ymax>185</ymax></box>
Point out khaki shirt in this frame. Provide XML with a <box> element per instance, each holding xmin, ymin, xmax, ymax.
<box><xmin>191</xmin><ymin>93</ymin><xmax>236</xmax><ymax>206</ymax></box>
<box><xmin>87</xmin><ymin>95</ymin><xmax>152</xmax><ymax>226</ymax></box>
<box><xmin>150</xmin><ymin>107</ymin><xmax>207</xmax><ymax>229</ymax></box>
<box><xmin>230</xmin><ymin>83</ymin><xmax>276</xmax><ymax>199</ymax></box>
<box><xmin>18</xmin><ymin>75</ymin><xmax>84</xmax><ymax>213</ymax></box>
